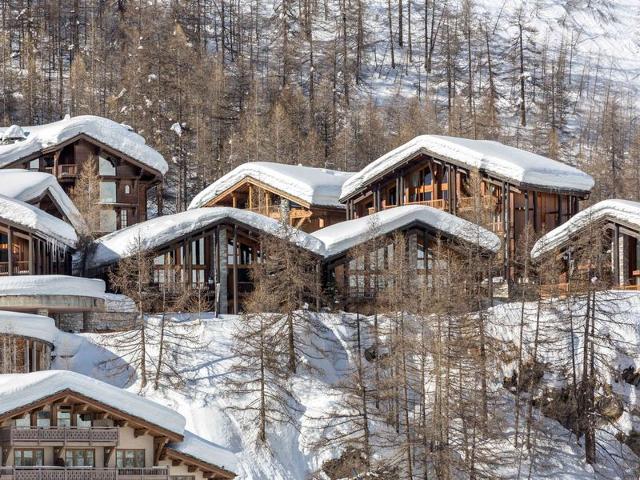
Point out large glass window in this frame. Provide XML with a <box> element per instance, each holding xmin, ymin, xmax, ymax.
<box><xmin>100</xmin><ymin>210</ymin><xmax>117</xmax><ymax>233</ymax></box>
<box><xmin>36</xmin><ymin>411</ymin><xmax>51</xmax><ymax>428</ymax></box>
<box><xmin>14</xmin><ymin>449</ymin><xmax>44</xmax><ymax>467</ymax></box>
<box><xmin>76</xmin><ymin>413</ymin><xmax>92</xmax><ymax>428</ymax></box>
<box><xmin>13</xmin><ymin>415</ymin><xmax>30</xmax><ymax>428</ymax></box>
<box><xmin>116</xmin><ymin>449</ymin><xmax>145</xmax><ymax>468</ymax></box>
<box><xmin>99</xmin><ymin>156</ymin><xmax>116</xmax><ymax>176</ymax></box>
<box><xmin>65</xmin><ymin>449</ymin><xmax>95</xmax><ymax>467</ymax></box>
<box><xmin>100</xmin><ymin>182</ymin><xmax>117</xmax><ymax>203</ymax></box>
<box><xmin>57</xmin><ymin>407</ymin><xmax>72</xmax><ymax>427</ymax></box>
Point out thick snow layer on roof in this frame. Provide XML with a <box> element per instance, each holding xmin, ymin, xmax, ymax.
<box><xmin>87</xmin><ymin>207</ymin><xmax>325</xmax><ymax>269</ymax></box>
<box><xmin>340</xmin><ymin>135</ymin><xmax>594</xmax><ymax>200</ymax></box>
<box><xmin>0</xmin><ymin>311</ymin><xmax>60</xmax><ymax>344</ymax></box>
<box><xmin>0</xmin><ymin>115</ymin><xmax>168</xmax><ymax>175</ymax></box>
<box><xmin>168</xmin><ymin>430</ymin><xmax>238</xmax><ymax>474</ymax></box>
<box><xmin>0</xmin><ymin>370</ymin><xmax>185</xmax><ymax>434</ymax></box>
<box><xmin>2</xmin><ymin>125</ymin><xmax>26</xmax><ymax>141</ymax></box>
<box><xmin>531</xmin><ymin>199</ymin><xmax>640</xmax><ymax>259</ymax></box>
<box><xmin>188</xmin><ymin>162</ymin><xmax>355</xmax><ymax>209</ymax></box>
<box><xmin>312</xmin><ymin>205</ymin><xmax>501</xmax><ymax>258</ymax></box>
<box><xmin>0</xmin><ymin>169</ymin><xmax>85</xmax><ymax>231</ymax></box>
<box><xmin>0</xmin><ymin>194</ymin><xmax>77</xmax><ymax>248</ymax></box>
<box><xmin>0</xmin><ymin>275</ymin><xmax>106</xmax><ymax>298</ymax></box>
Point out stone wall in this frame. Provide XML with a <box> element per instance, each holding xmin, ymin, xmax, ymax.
<box><xmin>55</xmin><ymin>311</ymin><xmax>140</xmax><ymax>332</ymax></box>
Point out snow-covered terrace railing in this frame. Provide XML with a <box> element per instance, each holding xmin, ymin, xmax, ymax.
<box><xmin>311</xmin><ymin>204</ymin><xmax>501</xmax><ymax>259</ymax></box>
<box><xmin>340</xmin><ymin>135</ymin><xmax>595</xmax><ymax>201</ymax></box>
<box><xmin>531</xmin><ymin>199</ymin><xmax>640</xmax><ymax>260</ymax></box>
<box><xmin>0</xmin><ymin>194</ymin><xmax>77</xmax><ymax>248</ymax></box>
<box><xmin>188</xmin><ymin>161</ymin><xmax>355</xmax><ymax>210</ymax></box>
<box><xmin>0</xmin><ymin>169</ymin><xmax>86</xmax><ymax>231</ymax></box>
<box><xmin>0</xmin><ymin>115</ymin><xmax>168</xmax><ymax>175</ymax></box>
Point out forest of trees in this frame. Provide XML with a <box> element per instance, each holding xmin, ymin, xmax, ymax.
<box><xmin>2</xmin><ymin>0</ymin><xmax>639</xmax><ymax>212</ymax></box>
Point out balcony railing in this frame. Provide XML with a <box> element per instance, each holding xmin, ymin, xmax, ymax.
<box><xmin>0</xmin><ymin>261</ymin><xmax>31</xmax><ymax>276</ymax></box>
<box><xmin>0</xmin><ymin>467</ymin><xmax>169</xmax><ymax>480</ymax></box>
<box><xmin>0</xmin><ymin>426</ymin><xmax>119</xmax><ymax>446</ymax></box>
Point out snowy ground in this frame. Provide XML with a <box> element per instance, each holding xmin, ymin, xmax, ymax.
<box><xmin>54</xmin><ymin>295</ymin><xmax>640</xmax><ymax>479</ymax></box>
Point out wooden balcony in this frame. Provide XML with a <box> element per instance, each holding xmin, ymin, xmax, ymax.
<box><xmin>0</xmin><ymin>426</ymin><xmax>119</xmax><ymax>446</ymax></box>
<box><xmin>0</xmin><ymin>261</ymin><xmax>31</xmax><ymax>276</ymax></box>
<box><xmin>0</xmin><ymin>467</ymin><xmax>169</xmax><ymax>480</ymax></box>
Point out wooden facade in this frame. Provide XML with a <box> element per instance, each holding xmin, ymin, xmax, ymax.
<box><xmin>342</xmin><ymin>151</ymin><xmax>588</xmax><ymax>281</ymax></box>
<box><xmin>92</xmin><ymin>218</ymin><xmax>322</xmax><ymax>315</ymax></box>
<box><xmin>7</xmin><ymin>135</ymin><xmax>163</xmax><ymax>235</ymax></box>
<box><xmin>0</xmin><ymin>222</ymin><xmax>71</xmax><ymax>277</ymax></box>
<box><xmin>0</xmin><ymin>335</ymin><xmax>51</xmax><ymax>374</ymax></box>
<box><xmin>0</xmin><ymin>390</ymin><xmax>234</xmax><ymax>479</ymax></box>
<box><xmin>199</xmin><ymin>178</ymin><xmax>345</xmax><ymax>233</ymax></box>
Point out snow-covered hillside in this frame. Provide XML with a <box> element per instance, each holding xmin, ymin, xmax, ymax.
<box><xmin>54</xmin><ymin>294</ymin><xmax>640</xmax><ymax>479</ymax></box>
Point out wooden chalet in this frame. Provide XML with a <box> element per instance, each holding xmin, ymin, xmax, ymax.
<box><xmin>531</xmin><ymin>199</ymin><xmax>640</xmax><ymax>293</ymax></box>
<box><xmin>0</xmin><ymin>116</ymin><xmax>168</xmax><ymax>235</ymax></box>
<box><xmin>339</xmin><ymin>135</ymin><xmax>594</xmax><ymax>282</ymax></box>
<box><xmin>0</xmin><ymin>197</ymin><xmax>77</xmax><ymax>277</ymax></box>
<box><xmin>86</xmin><ymin>207</ymin><xmax>324</xmax><ymax>314</ymax></box>
<box><xmin>311</xmin><ymin>205</ymin><xmax>501</xmax><ymax>310</ymax></box>
<box><xmin>0</xmin><ymin>371</ymin><xmax>236</xmax><ymax>479</ymax></box>
<box><xmin>188</xmin><ymin>162</ymin><xmax>353</xmax><ymax>233</ymax></box>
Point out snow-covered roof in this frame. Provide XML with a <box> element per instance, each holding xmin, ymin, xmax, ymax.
<box><xmin>0</xmin><ymin>169</ymin><xmax>85</xmax><ymax>231</ymax></box>
<box><xmin>0</xmin><ymin>115</ymin><xmax>168</xmax><ymax>175</ymax></box>
<box><xmin>0</xmin><ymin>194</ymin><xmax>77</xmax><ymax>248</ymax></box>
<box><xmin>167</xmin><ymin>430</ymin><xmax>238</xmax><ymax>475</ymax></box>
<box><xmin>188</xmin><ymin>162</ymin><xmax>355</xmax><ymax>210</ymax></box>
<box><xmin>86</xmin><ymin>207</ymin><xmax>325</xmax><ymax>270</ymax></box>
<box><xmin>1</xmin><ymin>125</ymin><xmax>26</xmax><ymax>141</ymax></box>
<box><xmin>0</xmin><ymin>370</ymin><xmax>185</xmax><ymax>435</ymax></box>
<box><xmin>340</xmin><ymin>135</ymin><xmax>595</xmax><ymax>200</ymax></box>
<box><xmin>0</xmin><ymin>311</ymin><xmax>61</xmax><ymax>344</ymax></box>
<box><xmin>311</xmin><ymin>205</ymin><xmax>501</xmax><ymax>258</ymax></box>
<box><xmin>0</xmin><ymin>275</ymin><xmax>106</xmax><ymax>299</ymax></box>
<box><xmin>531</xmin><ymin>199</ymin><xmax>640</xmax><ymax>259</ymax></box>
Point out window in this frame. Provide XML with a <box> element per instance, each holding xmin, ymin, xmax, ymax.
<box><xmin>76</xmin><ymin>412</ymin><xmax>92</xmax><ymax>428</ymax></box>
<box><xmin>99</xmin><ymin>156</ymin><xmax>116</xmax><ymax>176</ymax></box>
<box><xmin>116</xmin><ymin>449</ymin><xmax>145</xmax><ymax>468</ymax></box>
<box><xmin>29</xmin><ymin>159</ymin><xmax>39</xmax><ymax>171</ymax></box>
<box><xmin>36</xmin><ymin>411</ymin><xmax>51</xmax><ymax>428</ymax></box>
<box><xmin>100</xmin><ymin>210</ymin><xmax>117</xmax><ymax>233</ymax></box>
<box><xmin>100</xmin><ymin>182</ymin><xmax>117</xmax><ymax>203</ymax></box>
<box><xmin>65</xmin><ymin>449</ymin><xmax>95</xmax><ymax>467</ymax></box>
<box><xmin>15</xmin><ymin>449</ymin><xmax>44</xmax><ymax>466</ymax></box>
<box><xmin>13</xmin><ymin>415</ymin><xmax>30</xmax><ymax>428</ymax></box>
<box><xmin>57</xmin><ymin>406</ymin><xmax>72</xmax><ymax>427</ymax></box>
<box><xmin>120</xmin><ymin>209</ymin><xmax>129</xmax><ymax>228</ymax></box>
<box><xmin>124</xmin><ymin>184</ymin><xmax>131</xmax><ymax>195</ymax></box>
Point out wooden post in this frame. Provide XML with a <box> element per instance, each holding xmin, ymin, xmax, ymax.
<box><xmin>28</xmin><ymin>233</ymin><xmax>33</xmax><ymax>275</ymax></box>
<box><xmin>7</xmin><ymin>227</ymin><xmax>12</xmax><ymax>276</ymax></box>
<box><xmin>503</xmin><ymin>184</ymin><xmax>510</xmax><ymax>282</ymax></box>
<box><xmin>613</xmin><ymin>224</ymin><xmax>620</xmax><ymax>286</ymax></box>
<box><xmin>233</xmin><ymin>225</ymin><xmax>238</xmax><ymax>314</ymax></box>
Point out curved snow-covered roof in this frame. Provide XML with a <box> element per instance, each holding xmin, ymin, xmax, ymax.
<box><xmin>0</xmin><ymin>194</ymin><xmax>77</xmax><ymax>248</ymax></box>
<box><xmin>0</xmin><ymin>275</ymin><xmax>106</xmax><ymax>299</ymax></box>
<box><xmin>531</xmin><ymin>199</ymin><xmax>640</xmax><ymax>259</ymax></box>
<box><xmin>340</xmin><ymin>135</ymin><xmax>594</xmax><ymax>201</ymax></box>
<box><xmin>86</xmin><ymin>207</ymin><xmax>325</xmax><ymax>269</ymax></box>
<box><xmin>312</xmin><ymin>205</ymin><xmax>501</xmax><ymax>258</ymax></box>
<box><xmin>167</xmin><ymin>431</ymin><xmax>238</xmax><ymax>476</ymax></box>
<box><xmin>0</xmin><ymin>169</ymin><xmax>85</xmax><ymax>231</ymax></box>
<box><xmin>1</xmin><ymin>125</ymin><xmax>26</xmax><ymax>141</ymax></box>
<box><xmin>188</xmin><ymin>162</ymin><xmax>355</xmax><ymax>210</ymax></box>
<box><xmin>0</xmin><ymin>311</ymin><xmax>61</xmax><ymax>344</ymax></box>
<box><xmin>0</xmin><ymin>370</ymin><xmax>185</xmax><ymax>436</ymax></box>
<box><xmin>0</xmin><ymin>115</ymin><xmax>168</xmax><ymax>175</ymax></box>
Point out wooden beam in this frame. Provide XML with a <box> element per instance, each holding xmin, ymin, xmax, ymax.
<box><xmin>154</xmin><ymin>436</ymin><xmax>169</xmax><ymax>465</ymax></box>
<box><xmin>134</xmin><ymin>428</ymin><xmax>148</xmax><ymax>438</ymax></box>
<box><xmin>104</xmin><ymin>447</ymin><xmax>115</xmax><ymax>467</ymax></box>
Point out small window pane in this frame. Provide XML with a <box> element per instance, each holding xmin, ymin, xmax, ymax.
<box><xmin>116</xmin><ymin>449</ymin><xmax>145</xmax><ymax>468</ymax></box>
<box><xmin>100</xmin><ymin>182</ymin><xmax>117</xmax><ymax>203</ymax></box>
<box><xmin>99</xmin><ymin>156</ymin><xmax>116</xmax><ymax>176</ymax></box>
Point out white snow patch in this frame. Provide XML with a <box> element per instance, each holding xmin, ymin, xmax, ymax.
<box><xmin>168</xmin><ymin>430</ymin><xmax>238</xmax><ymax>474</ymax></box>
<box><xmin>0</xmin><ymin>275</ymin><xmax>106</xmax><ymax>299</ymax></box>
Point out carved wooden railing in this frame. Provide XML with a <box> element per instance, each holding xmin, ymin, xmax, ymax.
<box><xmin>0</xmin><ymin>426</ymin><xmax>119</xmax><ymax>445</ymax></box>
<box><xmin>0</xmin><ymin>467</ymin><xmax>169</xmax><ymax>480</ymax></box>
<box><xmin>0</xmin><ymin>261</ymin><xmax>30</xmax><ymax>276</ymax></box>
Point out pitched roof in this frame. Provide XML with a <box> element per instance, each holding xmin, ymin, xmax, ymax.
<box><xmin>167</xmin><ymin>431</ymin><xmax>238</xmax><ymax>478</ymax></box>
<box><xmin>0</xmin><ymin>115</ymin><xmax>168</xmax><ymax>175</ymax></box>
<box><xmin>340</xmin><ymin>135</ymin><xmax>594</xmax><ymax>200</ymax></box>
<box><xmin>188</xmin><ymin>162</ymin><xmax>354</xmax><ymax>210</ymax></box>
<box><xmin>0</xmin><ymin>370</ymin><xmax>185</xmax><ymax>436</ymax></box>
<box><xmin>85</xmin><ymin>207</ymin><xmax>325</xmax><ymax>270</ymax></box>
<box><xmin>0</xmin><ymin>169</ymin><xmax>85</xmax><ymax>231</ymax></box>
<box><xmin>311</xmin><ymin>204</ymin><xmax>501</xmax><ymax>258</ymax></box>
<box><xmin>0</xmin><ymin>194</ymin><xmax>78</xmax><ymax>248</ymax></box>
<box><xmin>531</xmin><ymin>199</ymin><xmax>640</xmax><ymax>259</ymax></box>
